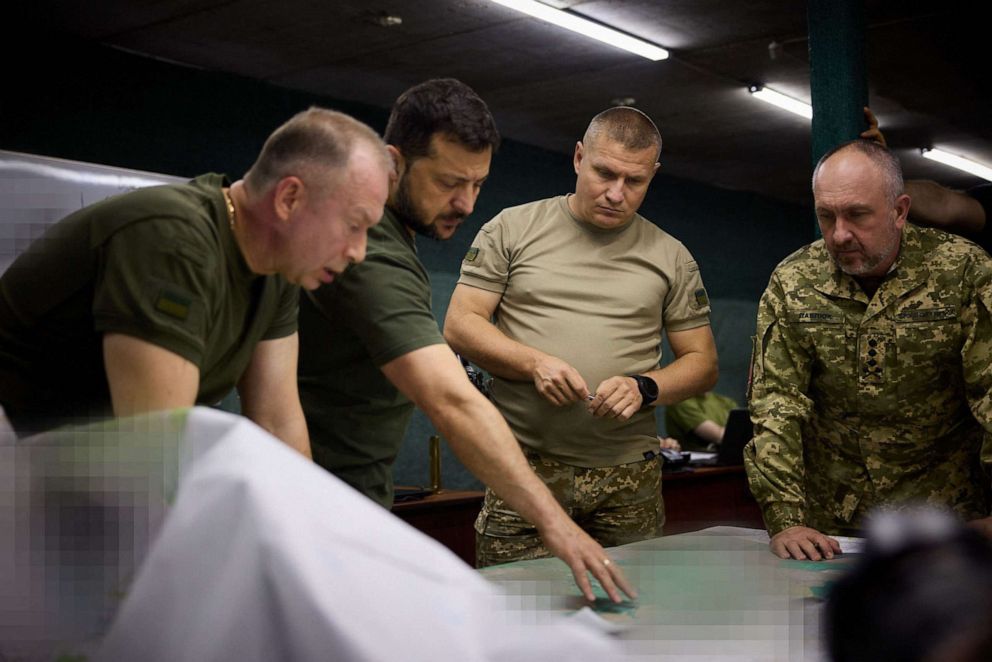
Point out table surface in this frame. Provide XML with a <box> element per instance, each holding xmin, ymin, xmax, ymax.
<box><xmin>391</xmin><ymin>489</ymin><xmax>484</xmax><ymax>511</ymax></box>
<box><xmin>479</xmin><ymin>526</ymin><xmax>857</xmax><ymax>661</ymax></box>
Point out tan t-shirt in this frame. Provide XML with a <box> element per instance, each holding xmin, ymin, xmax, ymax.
<box><xmin>458</xmin><ymin>195</ymin><xmax>711</xmax><ymax>467</ymax></box>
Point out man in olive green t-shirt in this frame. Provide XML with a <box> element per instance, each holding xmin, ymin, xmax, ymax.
<box><xmin>446</xmin><ymin>107</ymin><xmax>719</xmax><ymax>565</ymax></box>
<box><xmin>0</xmin><ymin>107</ymin><xmax>391</xmax><ymax>456</ymax></box>
<box><xmin>666</xmin><ymin>392</ymin><xmax>738</xmax><ymax>451</ymax></box>
<box><xmin>298</xmin><ymin>79</ymin><xmax>636</xmax><ymax>605</ymax></box>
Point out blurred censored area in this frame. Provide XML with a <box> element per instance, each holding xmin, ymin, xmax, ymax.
<box><xmin>0</xmin><ymin>408</ymin><xmax>185</xmax><ymax>659</ymax></box>
<box><xmin>825</xmin><ymin>508</ymin><xmax>992</xmax><ymax>662</ymax></box>
<box><xmin>0</xmin><ymin>407</ymin><xmax>619</xmax><ymax>661</ymax></box>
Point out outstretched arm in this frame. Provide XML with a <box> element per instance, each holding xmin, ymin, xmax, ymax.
<box><xmin>382</xmin><ymin>343</ymin><xmax>636</xmax><ymax>602</ymax></box>
<box><xmin>744</xmin><ymin>276</ymin><xmax>839</xmax><ymax>559</ymax></box>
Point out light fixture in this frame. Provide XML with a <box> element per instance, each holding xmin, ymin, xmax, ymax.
<box><xmin>748</xmin><ymin>85</ymin><xmax>812</xmax><ymax>120</ymax></box>
<box><xmin>920</xmin><ymin>148</ymin><xmax>992</xmax><ymax>182</ymax></box>
<box><xmin>610</xmin><ymin>96</ymin><xmax>637</xmax><ymax>107</ymax></box>
<box><xmin>488</xmin><ymin>0</ymin><xmax>668</xmax><ymax>61</ymax></box>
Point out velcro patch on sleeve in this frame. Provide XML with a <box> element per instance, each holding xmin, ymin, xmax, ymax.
<box><xmin>155</xmin><ymin>288</ymin><xmax>193</xmax><ymax>321</ymax></box>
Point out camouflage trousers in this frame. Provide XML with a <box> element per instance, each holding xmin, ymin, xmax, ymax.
<box><xmin>475</xmin><ymin>449</ymin><xmax>664</xmax><ymax>567</ymax></box>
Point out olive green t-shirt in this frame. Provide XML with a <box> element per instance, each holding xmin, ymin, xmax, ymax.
<box><xmin>298</xmin><ymin>208</ymin><xmax>445</xmax><ymax>508</ymax></box>
<box><xmin>0</xmin><ymin>173</ymin><xmax>298</xmax><ymax>434</ymax></box>
<box><xmin>665</xmin><ymin>392</ymin><xmax>738</xmax><ymax>451</ymax></box>
<box><xmin>458</xmin><ymin>195</ymin><xmax>711</xmax><ymax>467</ymax></box>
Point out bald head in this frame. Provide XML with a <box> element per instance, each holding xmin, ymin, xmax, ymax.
<box><xmin>583</xmin><ymin>106</ymin><xmax>662</xmax><ymax>162</ymax></box>
<box><xmin>813</xmin><ymin>139</ymin><xmax>904</xmax><ymax>204</ymax></box>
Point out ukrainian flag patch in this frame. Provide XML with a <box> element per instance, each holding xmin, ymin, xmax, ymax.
<box><xmin>155</xmin><ymin>289</ymin><xmax>192</xmax><ymax>320</ymax></box>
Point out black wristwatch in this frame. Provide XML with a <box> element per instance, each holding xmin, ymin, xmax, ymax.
<box><xmin>631</xmin><ymin>375</ymin><xmax>659</xmax><ymax>408</ymax></box>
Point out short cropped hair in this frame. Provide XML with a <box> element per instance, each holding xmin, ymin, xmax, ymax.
<box><xmin>244</xmin><ymin>107</ymin><xmax>389</xmax><ymax>196</ymax></box>
<box><xmin>583</xmin><ymin>106</ymin><xmax>662</xmax><ymax>160</ymax></box>
<box><xmin>383</xmin><ymin>78</ymin><xmax>500</xmax><ymax>161</ymax></box>
<box><xmin>812</xmin><ymin>139</ymin><xmax>904</xmax><ymax>204</ymax></box>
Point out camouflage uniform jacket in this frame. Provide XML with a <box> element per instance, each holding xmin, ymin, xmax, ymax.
<box><xmin>744</xmin><ymin>224</ymin><xmax>992</xmax><ymax>536</ymax></box>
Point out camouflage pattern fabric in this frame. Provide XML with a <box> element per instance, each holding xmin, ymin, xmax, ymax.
<box><xmin>745</xmin><ymin>224</ymin><xmax>992</xmax><ymax>536</ymax></box>
<box><xmin>475</xmin><ymin>450</ymin><xmax>663</xmax><ymax>567</ymax></box>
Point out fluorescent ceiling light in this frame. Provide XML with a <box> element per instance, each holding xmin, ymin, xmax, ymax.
<box><xmin>489</xmin><ymin>0</ymin><xmax>668</xmax><ymax>61</ymax></box>
<box><xmin>748</xmin><ymin>85</ymin><xmax>812</xmax><ymax>120</ymax></box>
<box><xmin>920</xmin><ymin>148</ymin><xmax>992</xmax><ymax>182</ymax></box>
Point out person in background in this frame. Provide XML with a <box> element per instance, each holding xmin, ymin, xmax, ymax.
<box><xmin>665</xmin><ymin>391</ymin><xmax>738</xmax><ymax>451</ymax></box>
<box><xmin>862</xmin><ymin>107</ymin><xmax>992</xmax><ymax>252</ymax></box>
<box><xmin>826</xmin><ymin>507</ymin><xmax>992</xmax><ymax>662</ymax></box>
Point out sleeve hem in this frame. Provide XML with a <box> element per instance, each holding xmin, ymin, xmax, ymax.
<box><xmin>457</xmin><ymin>273</ymin><xmax>507</xmax><ymax>294</ymax></box>
<box><xmin>93</xmin><ymin>315</ymin><xmax>204</xmax><ymax>367</ymax></box>
<box><xmin>370</xmin><ymin>335</ymin><xmax>446</xmax><ymax>367</ymax></box>
<box><xmin>762</xmin><ymin>507</ymin><xmax>805</xmax><ymax>537</ymax></box>
<box><xmin>261</xmin><ymin>320</ymin><xmax>298</xmax><ymax>341</ymax></box>
<box><xmin>665</xmin><ymin>317</ymin><xmax>711</xmax><ymax>333</ymax></box>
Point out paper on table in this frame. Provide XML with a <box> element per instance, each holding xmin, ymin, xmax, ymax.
<box><xmin>833</xmin><ymin>535</ymin><xmax>865</xmax><ymax>554</ymax></box>
<box><xmin>569</xmin><ymin>606</ymin><xmax>629</xmax><ymax>635</ymax></box>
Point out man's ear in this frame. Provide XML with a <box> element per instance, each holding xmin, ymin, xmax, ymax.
<box><xmin>893</xmin><ymin>193</ymin><xmax>911</xmax><ymax>230</ymax></box>
<box><xmin>272</xmin><ymin>176</ymin><xmax>305</xmax><ymax>223</ymax></box>
<box><xmin>573</xmin><ymin>141</ymin><xmax>584</xmax><ymax>175</ymax></box>
<box><xmin>387</xmin><ymin>145</ymin><xmax>404</xmax><ymax>191</ymax></box>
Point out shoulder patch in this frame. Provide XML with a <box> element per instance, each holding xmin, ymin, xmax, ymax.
<box><xmin>694</xmin><ymin>287</ymin><xmax>709</xmax><ymax>308</ymax></box>
<box><xmin>464</xmin><ymin>247</ymin><xmax>480</xmax><ymax>263</ymax></box>
<box><xmin>155</xmin><ymin>288</ymin><xmax>192</xmax><ymax>321</ymax></box>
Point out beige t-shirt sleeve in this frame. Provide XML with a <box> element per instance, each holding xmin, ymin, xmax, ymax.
<box><xmin>457</xmin><ymin>215</ymin><xmax>510</xmax><ymax>293</ymax></box>
<box><xmin>663</xmin><ymin>243</ymin><xmax>711</xmax><ymax>332</ymax></box>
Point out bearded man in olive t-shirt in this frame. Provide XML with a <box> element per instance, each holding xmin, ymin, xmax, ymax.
<box><xmin>298</xmin><ymin>79</ymin><xmax>638</xmax><ymax>605</ymax></box>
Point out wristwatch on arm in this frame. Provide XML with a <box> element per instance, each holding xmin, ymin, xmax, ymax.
<box><xmin>631</xmin><ymin>375</ymin><xmax>659</xmax><ymax>408</ymax></box>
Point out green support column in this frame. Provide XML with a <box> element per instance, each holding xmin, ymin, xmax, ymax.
<box><xmin>808</xmin><ymin>0</ymin><xmax>868</xmax><ymax>235</ymax></box>
<box><xmin>809</xmin><ymin>0</ymin><xmax>868</xmax><ymax>161</ymax></box>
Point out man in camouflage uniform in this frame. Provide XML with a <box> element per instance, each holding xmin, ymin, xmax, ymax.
<box><xmin>745</xmin><ymin>139</ymin><xmax>992</xmax><ymax>560</ymax></box>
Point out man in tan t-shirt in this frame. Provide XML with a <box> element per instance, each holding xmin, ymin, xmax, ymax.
<box><xmin>445</xmin><ymin>107</ymin><xmax>719</xmax><ymax>565</ymax></box>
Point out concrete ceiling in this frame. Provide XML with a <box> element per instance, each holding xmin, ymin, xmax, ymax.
<box><xmin>20</xmin><ymin>0</ymin><xmax>991</xmax><ymax>205</ymax></box>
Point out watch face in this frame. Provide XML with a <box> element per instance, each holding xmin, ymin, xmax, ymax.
<box><xmin>637</xmin><ymin>376</ymin><xmax>658</xmax><ymax>402</ymax></box>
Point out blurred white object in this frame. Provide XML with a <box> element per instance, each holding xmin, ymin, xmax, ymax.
<box><xmin>1</xmin><ymin>408</ymin><xmax>617</xmax><ymax>661</ymax></box>
<box><xmin>95</xmin><ymin>408</ymin><xmax>618</xmax><ymax>661</ymax></box>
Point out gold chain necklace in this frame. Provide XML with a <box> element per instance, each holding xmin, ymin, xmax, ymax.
<box><xmin>223</xmin><ymin>188</ymin><xmax>237</xmax><ymax>230</ymax></box>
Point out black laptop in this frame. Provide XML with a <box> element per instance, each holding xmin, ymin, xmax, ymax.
<box><xmin>692</xmin><ymin>408</ymin><xmax>753</xmax><ymax>466</ymax></box>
